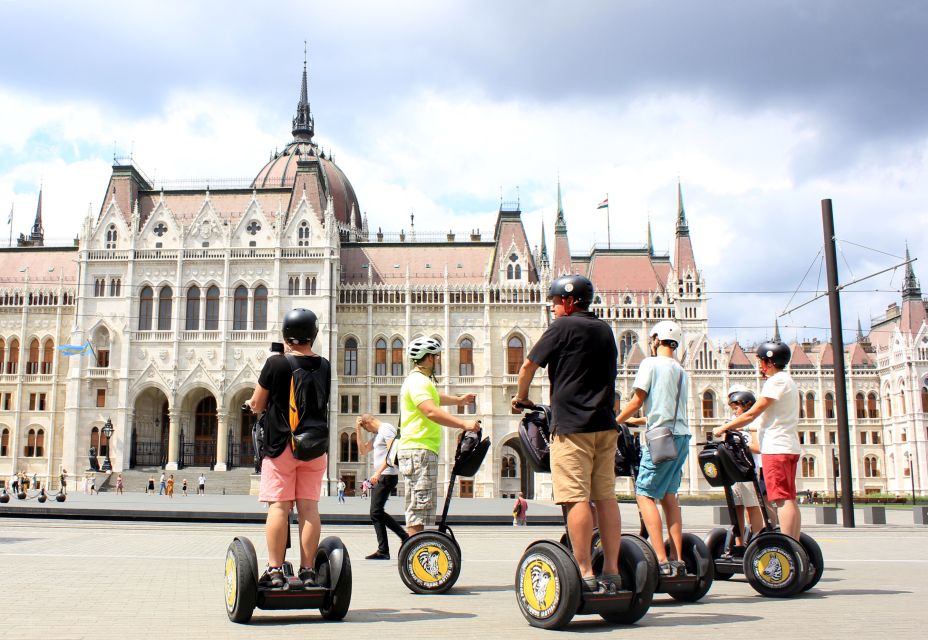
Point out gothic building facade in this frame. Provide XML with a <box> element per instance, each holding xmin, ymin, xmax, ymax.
<box><xmin>1</xmin><ymin>64</ymin><xmax>926</xmax><ymax>499</ymax></box>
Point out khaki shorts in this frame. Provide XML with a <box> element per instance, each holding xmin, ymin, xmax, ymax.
<box><xmin>550</xmin><ymin>430</ymin><xmax>617</xmax><ymax>504</ymax></box>
<box><xmin>398</xmin><ymin>448</ymin><xmax>438</xmax><ymax>527</ymax></box>
<box><xmin>731</xmin><ymin>481</ymin><xmax>759</xmax><ymax>508</ymax></box>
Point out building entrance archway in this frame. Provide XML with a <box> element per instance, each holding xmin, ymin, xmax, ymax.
<box><xmin>192</xmin><ymin>396</ymin><xmax>218</xmax><ymax>466</ymax></box>
<box><xmin>500</xmin><ymin>437</ymin><xmax>533</xmax><ymax>499</ymax></box>
<box><xmin>130</xmin><ymin>388</ymin><xmax>170</xmax><ymax>468</ymax></box>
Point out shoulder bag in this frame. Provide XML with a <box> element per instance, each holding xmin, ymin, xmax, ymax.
<box><xmin>644</xmin><ymin>369</ymin><xmax>684</xmax><ymax>464</ymax></box>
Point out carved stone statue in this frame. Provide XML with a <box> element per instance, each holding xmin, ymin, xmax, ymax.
<box><xmin>88</xmin><ymin>446</ymin><xmax>100</xmax><ymax>471</ymax></box>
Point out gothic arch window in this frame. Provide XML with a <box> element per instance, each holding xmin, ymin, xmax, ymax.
<box><xmin>105</xmin><ymin>224</ymin><xmax>118</xmax><ymax>249</ymax></box>
<box><xmin>305</xmin><ymin>276</ymin><xmax>317</xmax><ymax>296</ymax></box>
<box><xmin>0</xmin><ymin>428</ymin><xmax>8</xmax><ymax>456</ymax></box>
<box><xmin>883</xmin><ymin>386</ymin><xmax>892</xmax><ymax>417</ymax></box>
<box><xmin>506</xmin><ymin>252</ymin><xmax>522</xmax><ymax>280</ymax></box>
<box><xmin>109</xmin><ymin>278</ymin><xmax>121</xmax><ymax>297</ymax></box>
<box><xmin>899</xmin><ymin>383</ymin><xmax>907</xmax><ymax>415</ymax></box>
<box><xmin>506</xmin><ymin>264</ymin><xmax>514</xmax><ymax>279</ymax></box>
<box><xmin>7</xmin><ymin>339</ymin><xmax>19</xmax><ymax>374</ymax></box>
<box><xmin>138</xmin><ymin>286</ymin><xmax>153</xmax><ymax>330</ymax></box>
<box><xmin>288</xmin><ymin>276</ymin><xmax>298</xmax><ymax>296</ymax></box>
<box><xmin>205</xmin><ymin>285</ymin><xmax>220</xmax><ymax>330</ymax></box>
<box><xmin>922</xmin><ymin>385</ymin><xmax>928</xmax><ymax>414</ymax></box>
<box><xmin>185</xmin><ymin>286</ymin><xmax>201</xmax><ymax>330</ymax></box>
<box><xmin>864</xmin><ymin>455</ymin><xmax>881</xmax><ymax>478</ymax></box>
<box><xmin>507</xmin><ymin>335</ymin><xmax>524</xmax><ymax>375</ymax></box>
<box><xmin>391</xmin><ymin>338</ymin><xmax>404</xmax><ymax>376</ymax></box>
<box><xmin>702</xmin><ymin>390</ymin><xmax>715</xmax><ymax>418</ymax></box>
<box><xmin>24</xmin><ymin>428</ymin><xmax>36</xmax><ymax>457</ymax></box>
<box><xmin>695</xmin><ymin>342</ymin><xmax>717</xmax><ymax>370</ymax></box>
<box><xmin>825</xmin><ymin>392</ymin><xmax>835</xmax><ymax>420</ymax></box>
<box><xmin>27</xmin><ymin>338</ymin><xmax>39</xmax><ymax>374</ymax></box>
<box><xmin>501</xmin><ymin>454</ymin><xmax>518</xmax><ymax>478</ymax></box>
<box><xmin>805</xmin><ymin>392</ymin><xmax>816</xmax><ymax>419</ymax></box>
<box><xmin>90</xmin><ymin>426</ymin><xmax>100</xmax><ymax>453</ymax></box>
<box><xmin>157</xmin><ymin>286</ymin><xmax>173</xmax><ymax>331</ymax></box>
<box><xmin>41</xmin><ymin>338</ymin><xmax>54</xmax><ymax>374</ymax></box>
<box><xmin>35</xmin><ymin>429</ymin><xmax>44</xmax><ymax>457</ymax></box>
<box><xmin>339</xmin><ymin>432</ymin><xmax>359</xmax><ymax>462</ymax></box>
<box><xmin>298</xmin><ymin>220</ymin><xmax>311</xmax><ymax>246</ymax></box>
<box><xmin>459</xmin><ymin>337</ymin><xmax>474</xmax><ymax>376</ymax></box>
<box><xmin>344</xmin><ymin>338</ymin><xmax>358</xmax><ymax>376</ymax></box>
<box><xmin>0</xmin><ymin>338</ymin><xmax>5</xmax><ymax>369</ymax></box>
<box><xmin>855</xmin><ymin>392</ymin><xmax>866</xmax><ymax>419</ymax></box>
<box><xmin>233</xmin><ymin>285</ymin><xmax>248</xmax><ymax>330</ymax></box>
<box><xmin>619</xmin><ymin>331</ymin><xmax>637</xmax><ymax>365</ymax></box>
<box><xmin>801</xmin><ymin>456</ymin><xmax>816</xmax><ymax>478</ymax></box>
<box><xmin>253</xmin><ymin>285</ymin><xmax>268</xmax><ymax>330</ymax></box>
<box><xmin>374</xmin><ymin>338</ymin><xmax>387</xmax><ymax>376</ymax></box>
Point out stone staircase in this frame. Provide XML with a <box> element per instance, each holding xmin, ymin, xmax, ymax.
<box><xmin>115</xmin><ymin>467</ymin><xmax>256</xmax><ymax>495</ymax></box>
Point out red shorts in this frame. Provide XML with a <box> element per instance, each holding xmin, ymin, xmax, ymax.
<box><xmin>259</xmin><ymin>448</ymin><xmax>327</xmax><ymax>503</ymax></box>
<box><xmin>762</xmin><ymin>454</ymin><xmax>800</xmax><ymax>502</ymax></box>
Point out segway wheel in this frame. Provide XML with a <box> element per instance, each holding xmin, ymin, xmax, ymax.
<box><xmin>515</xmin><ymin>541</ymin><xmax>581</xmax><ymax>630</ymax></box>
<box><xmin>704</xmin><ymin>527</ymin><xmax>733</xmax><ymax>580</ymax></box>
<box><xmin>316</xmin><ymin>536</ymin><xmax>352</xmax><ymax>620</ymax></box>
<box><xmin>799</xmin><ymin>533</ymin><xmax>824</xmax><ymax>592</ymax></box>
<box><xmin>665</xmin><ymin>533</ymin><xmax>715</xmax><ymax>602</ymax></box>
<box><xmin>598</xmin><ymin>535</ymin><xmax>656</xmax><ymax>624</ymax></box>
<box><xmin>224</xmin><ymin>537</ymin><xmax>258</xmax><ymax>623</ymax></box>
<box><xmin>398</xmin><ymin>532</ymin><xmax>462</xmax><ymax>594</ymax></box>
<box><xmin>743</xmin><ymin>533</ymin><xmax>809</xmax><ymax>598</ymax></box>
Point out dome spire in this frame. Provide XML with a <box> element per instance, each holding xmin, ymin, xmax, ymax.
<box><xmin>292</xmin><ymin>43</ymin><xmax>315</xmax><ymax>141</ymax></box>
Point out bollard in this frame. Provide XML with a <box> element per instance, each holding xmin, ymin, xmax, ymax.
<box><xmin>863</xmin><ymin>505</ymin><xmax>886</xmax><ymax>525</ymax></box>
<box><xmin>814</xmin><ymin>506</ymin><xmax>837</xmax><ymax>525</ymax></box>
<box><xmin>713</xmin><ymin>506</ymin><xmax>732</xmax><ymax>526</ymax></box>
<box><xmin>915</xmin><ymin>506</ymin><xmax>928</xmax><ymax>527</ymax></box>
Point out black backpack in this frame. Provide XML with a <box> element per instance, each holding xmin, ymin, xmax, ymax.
<box><xmin>283</xmin><ymin>354</ymin><xmax>331</xmax><ymax>461</ymax></box>
<box><xmin>519</xmin><ymin>405</ymin><xmax>553</xmax><ymax>473</ymax></box>
<box><xmin>615</xmin><ymin>423</ymin><xmax>641</xmax><ymax>478</ymax></box>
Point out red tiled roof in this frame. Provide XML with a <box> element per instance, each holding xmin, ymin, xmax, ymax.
<box><xmin>727</xmin><ymin>342</ymin><xmax>753</xmax><ymax>368</ymax></box>
<box><xmin>489</xmin><ymin>213</ymin><xmax>538</xmax><ymax>284</ymax></box>
<box><xmin>789</xmin><ymin>342</ymin><xmax>814</xmax><ymax>367</ymax></box>
<box><xmin>818</xmin><ymin>343</ymin><xmax>835</xmax><ymax>367</ymax></box>
<box><xmin>847</xmin><ymin>342</ymin><xmax>873</xmax><ymax>366</ymax></box>
<box><xmin>625</xmin><ymin>343</ymin><xmax>646</xmax><ymax>368</ymax></box>
<box><xmin>139</xmin><ymin>191</ymin><xmax>286</xmax><ymax>227</ymax></box>
<box><xmin>674</xmin><ymin>233</ymin><xmax>696</xmax><ymax>275</ymax></box>
<box><xmin>0</xmin><ymin>247</ymin><xmax>78</xmax><ymax>284</ymax></box>
<box><xmin>586</xmin><ymin>252</ymin><xmax>671</xmax><ymax>303</ymax></box>
<box><xmin>340</xmin><ymin>244</ymin><xmax>493</xmax><ymax>285</ymax></box>
<box><xmin>901</xmin><ymin>298</ymin><xmax>928</xmax><ymax>335</ymax></box>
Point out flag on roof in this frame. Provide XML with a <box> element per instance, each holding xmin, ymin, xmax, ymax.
<box><xmin>597</xmin><ymin>197</ymin><xmax>608</xmax><ymax>209</ymax></box>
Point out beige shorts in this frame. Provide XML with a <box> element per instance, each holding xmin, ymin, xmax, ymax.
<box><xmin>731</xmin><ymin>481</ymin><xmax>759</xmax><ymax>508</ymax></box>
<box><xmin>398</xmin><ymin>448</ymin><xmax>438</xmax><ymax>527</ymax></box>
<box><xmin>550</xmin><ymin>430</ymin><xmax>617</xmax><ymax>504</ymax></box>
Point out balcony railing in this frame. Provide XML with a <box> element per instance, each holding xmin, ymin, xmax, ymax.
<box><xmin>23</xmin><ymin>374</ymin><xmax>54</xmax><ymax>384</ymax></box>
<box><xmin>135</xmin><ymin>331</ymin><xmax>174</xmax><ymax>341</ymax></box>
<box><xmin>134</xmin><ymin>249</ymin><xmax>179</xmax><ymax>260</ymax></box>
<box><xmin>180</xmin><ymin>331</ymin><xmax>223</xmax><ymax>342</ymax></box>
<box><xmin>230</xmin><ymin>330</ymin><xmax>274</xmax><ymax>342</ymax></box>
<box><xmin>371</xmin><ymin>376</ymin><xmax>404</xmax><ymax>386</ymax></box>
<box><xmin>86</xmin><ymin>367</ymin><xmax>112</xmax><ymax>380</ymax></box>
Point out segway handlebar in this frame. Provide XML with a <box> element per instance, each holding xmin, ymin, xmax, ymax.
<box><xmin>512</xmin><ymin>398</ymin><xmax>536</xmax><ymax>410</ymax></box>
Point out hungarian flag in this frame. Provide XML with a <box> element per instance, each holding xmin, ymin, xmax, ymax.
<box><xmin>597</xmin><ymin>197</ymin><xmax>608</xmax><ymax>210</ymax></box>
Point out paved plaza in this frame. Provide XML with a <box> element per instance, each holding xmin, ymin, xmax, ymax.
<box><xmin>1</xmin><ymin>504</ymin><xmax>925</xmax><ymax>639</ymax></box>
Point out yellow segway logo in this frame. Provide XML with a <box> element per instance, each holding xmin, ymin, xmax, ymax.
<box><xmin>224</xmin><ymin>551</ymin><xmax>237</xmax><ymax>609</ymax></box>
<box><xmin>518</xmin><ymin>555</ymin><xmax>560</xmax><ymax>619</ymax></box>
<box><xmin>754</xmin><ymin>548</ymin><xmax>793</xmax><ymax>587</ymax></box>
<box><xmin>409</xmin><ymin>543</ymin><xmax>452</xmax><ymax>588</ymax></box>
<box><xmin>703</xmin><ymin>462</ymin><xmax>719</xmax><ymax>479</ymax></box>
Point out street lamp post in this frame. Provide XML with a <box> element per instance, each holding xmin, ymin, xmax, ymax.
<box><xmin>832</xmin><ymin>448</ymin><xmax>839</xmax><ymax>509</ymax></box>
<box><xmin>905</xmin><ymin>451</ymin><xmax>916</xmax><ymax>506</ymax></box>
<box><xmin>101</xmin><ymin>419</ymin><xmax>114</xmax><ymax>472</ymax></box>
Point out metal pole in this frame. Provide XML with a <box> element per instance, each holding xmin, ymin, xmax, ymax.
<box><xmin>606</xmin><ymin>194</ymin><xmax>611</xmax><ymax>249</ymax></box>
<box><xmin>833</xmin><ymin>450</ymin><xmax>838</xmax><ymax>509</ymax></box>
<box><xmin>911</xmin><ymin>455</ymin><xmax>917</xmax><ymax>505</ymax></box>
<box><xmin>821</xmin><ymin>199</ymin><xmax>855</xmax><ymax>527</ymax></box>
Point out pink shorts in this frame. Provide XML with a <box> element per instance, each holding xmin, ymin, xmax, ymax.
<box><xmin>259</xmin><ymin>448</ymin><xmax>327</xmax><ymax>503</ymax></box>
<box><xmin>762</xmin><ymin>454</ymin><xmax>799</xmax><ymax>502</ymax></box>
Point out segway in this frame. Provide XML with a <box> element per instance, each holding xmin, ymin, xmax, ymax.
<box><xmin>700</xmin><ymin>432</ymin><xmax>823</xmax><ymax>597</ymax></box>
<box><xmin>514</xmin><ymin>403</ymin><xmax>655</xmax><ymax>630</ymax></box>
<box><xmin>396</xmin><ymin>426</ymin><xmax>491</xmax><ymax>594</ymax></box>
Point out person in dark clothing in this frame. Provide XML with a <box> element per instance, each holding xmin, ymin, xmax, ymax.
<box><xmin>356</xmin><ymin>414</ymin><xmax>409</xmax><ymax>559</ymax></box>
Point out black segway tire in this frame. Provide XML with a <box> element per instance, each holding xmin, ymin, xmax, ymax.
<box><xmin>224</xmin><ymin>537</ymin><xmax>258</xmax><ymax>623</ymax></box>
<box><xmin>704</xmin><ymin>527</ymin><xmax>733</xmax><ymax>580</ymax></box>
<box><xmin>515</xmin><ymin>541</ymin><xmax>581</xmax><ymax>630</ymax></box>
<box><xmin>598</xmin><ymin>535</ymin><xmax>656</xmax><ymax>624</ymax></box>
<box><xmin>665</xmin><ymin>533</ymin><xmax>715</xmax><ymax>602</ymax></box>
<box><xmin>799</xmin><ymin>533</ymin><xmax>824</xmax><ymax>592</ymax></box>
<box><xmin>317</xmin><ymin>536</ymin><xmax>352</xmax><ymax>620</ymax></box>
<box><xmin>743</xmin><ymin>533</ymin><xmax>809</xmax><ymax>598</ymax></box>
<box><xmin>398</xmin><ymin>532</ymin><xmax>461</xmax><ymax>594</ymax></box>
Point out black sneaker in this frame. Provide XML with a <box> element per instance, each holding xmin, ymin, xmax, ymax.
<box><xmin>670</xmin><ymin>560</ymin><xmax>687</xmax><ymax>576</ymax></box>
<box><xmin>581</xmin><ymin>576</ymin><xmax>600</xmax><ymax>592</ymax></box>
<box><xmin>260</xmin><ymin>566</ymin><xmax>286</xmax><ymax>589</ymax></box>
<box><xmin>298</xmin><ymin>566</ymin><xmax>318</xmax><ymax>588</ymax></box>
<box><xmin>659</xmin><ymin>561</ymin><xmax>675</xmax><ymax>577</ymax></box>
<box><xmin>599</xmin><ymin>574</ymin><xmax>623</xmax><ymax>593</ymax></box>
<box><xmin>365</xmin><ymin>551</ymin><xmax>391</xmax><ymax>560</ymax></box>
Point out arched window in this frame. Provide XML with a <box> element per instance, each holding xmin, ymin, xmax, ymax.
<box><xmin>185</xmin><ymin>286</ymin><xmax>201</xmax><ymax>330</ymax></box>
<box><xmin>884</xmin><ymin>388</ymin><xmax>892</xmax><ymax>417</ymax></box>
<box><xmin>35</xmin><ymin>429</ymin><xmax>45</xmax><ymax>457</ymax></box>
<box><xmin>27</xmin><ymin>338</ymin><xmax>39</xmax><ymax>374</ymax></box>
<box><xmin>110</xmin><ymin>278</ymin><xmax>121</xmax><ymax>297</ymax></box>
<box><xmin>288</xmin><ymin>276</ymin><xmax>298</xmax><ymax>295</ymax></box>
<box><xmin>253</xmin><ymin>285</ymin><xmax>268</xmax><ymax>330</ymax></box>
<box><xmin>157</xmin><ymin>286</ymin><xmax>173</xmax><ymax>331</ymax></box>
<box><xmin>0</xmin><ymin>338</ymin><xmax>5</xmax><ymax>369</ymax></box>
<box><xmin>205</xmin><ymin>285</ymin><xmax>220</xmax><ymax>330</ymax></box>
<box><xmin>391</xmin><ymin>338</ymin><xmax>404</xmax><ymax>376</ymax></box>
<box><xmin>0</xmin><ymin>428</ymin><xmax>8</xmax><ymax>457</ymax></box>
<box><xmin>105</xmin><ymin>224</ymin><xmax>118</xmax><ymax>249</ymax></box>
<box><xmin>344</xmin><ymin>338</ymin><xmax>358</xmax><ymax>376</ymax></box>
<box><xmin>900</xmin><ymin>384</ymin><xmax>907</xmax><ymax>415</ymax></box>
<box><xmin>350</xmin><ymin>433</ymin><xmax>359</xmax><ymax>462</ymax></box>
<box><xmin>7</xmin><ymin>339</ymin><xmax>18</xmax><ymax>374</ymax></box>
<box><xmin>507</xmin><ymin>336</ymin><xmax>524</xmax><ymax>375</ymax></box>
<box><xmin>702</xmin><ymin>390</ymin><xmax>715</xmax><ymax>418</ymax></box>
<box><xmin>801</xmin><ymin>456</ymin><xmax>816</xmax><ymax>478</ymax></box>
<box><xmin>41</xmin><ymin>338</ymin><xmax>54</xmax><ymax>374</ymax></box>
<box><xmin>506</xmin><ymin>264</ymin><xmax>514</xmax><ymax>279</ymax></box>
<box><xmin>805</xmin><ymin>392</ymin><xmax>816</xmax><ymax>419</ymax></box>
<box><xmin>375</xmin><ymin>338</ymin><xmax>387</xmax><ymax>376</ymax></box>
<box><xmin>825</xmin><ymin>393</ymin><xmax>835</xmax><ymax>420</ymax></box>
<box><xmin>24</xmin><ymin>429</ymin><xmax>36</xmax><ymax>457</ymax></box>
<box><xmin>459</xmin><ymin>338</ymin><xmax>474</xmax><ymax>376</ymax></box>
<box><xmin>864</xmin><ymin>455</ymin><xmax>881</xmax><ymax>478</ymax></box>
<box><xmin>619</xmin><ymin>331</ymin><xmax>638</xmax><ymax>364</ymax></box>
<box><xmin>339</xmin><ymin>432</ymin><xmax>350</xmax><ymax>462</ymax></box>
<box><xmin>501</xmin><ymin>454</ymin><xmax>518</xmax><ymax>478</ymax></box>
<box><xmin>139</xmin><ymin>286</ymin><xmax>154</xmax><ymax>331</ymax></box>
<box><xmin>922</xmin><ymin>385</ymin><xmax>928</xmax><ymax>414</ymax></box>
<box><xmin>233</xmin><ymin>285</ymin><xmax>248</xmax><ymax>330</ymax></box>
<box><xmin>305</xmin><ymin>276</ymin><xmax>317</xmax><ymax>296</ymax></box>
<box><xmin>298</xmin><ymin>220</ymin><xmax>310</xmax><ymax>246</ymax></box>
<box><xmin>855</xmin><ymin>393</ymin><xmax>866</xmax><ymax>419</ymax></box>
<box><xmin>90</xmin><ymin>426</ymin><xmax>100</xmax><ymax>453</ymax></box>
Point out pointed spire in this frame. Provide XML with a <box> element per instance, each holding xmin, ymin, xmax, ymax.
<box><xmin>30</xmin><ymin>186</ymin><xmax>44</xmax><ymax>246</ymax></box>
<box><xmin>291</xmin><ymin>45</ymin><xmax>315</xmax><ymax>141</ymax></box>
<box><xmin>902</xmin><ymin>242</ymin><xmax>921</xmax><ymax>300</ymax></box>
<box><xmin>555</xmin><ymin>178</ymin><xmax>567</xmax><ymax>234</ymax></box>
<box><xmin>675</xmin><ymin>180</ymin><xmax>689</xmax><ymax>236</ymax></box>
<box><xmin>773</xmin><ymin>317</ymin><xmax>781</xmax><ymax>342</ymax></box>
<box><xmin>647</xmin><ymin>217</ymin><xmax>653</xmax><ymax>255</ymax></box>
<box><xmin>856</xmin><ymin>316</ymin><xmax>865</xmax><ymax>342</ymax></box>
<box><xmin>540</xmin><ymin>220</ymin><xmax>549</xmax><ymax>266</ymax></box>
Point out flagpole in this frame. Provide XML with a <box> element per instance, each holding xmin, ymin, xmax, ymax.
<box><xmin>7</xmin><ymin>204</ymin><xmax>12</xmax><ymax>248</ymax></box>
<box><xmin>606</xmin><ymin>192</ymin><xmax>611</xmax><ymax>249</ymax></box>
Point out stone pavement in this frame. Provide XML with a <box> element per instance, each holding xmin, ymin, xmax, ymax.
<box><xmin>0</xmin><ymin>510</ymin><xmax>925</xmax><ymax>639</ymax></box>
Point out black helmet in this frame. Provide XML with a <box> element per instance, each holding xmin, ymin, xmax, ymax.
<box><xmin>756</xmin><ymin>341</ymin><xmax>790</xmax><ymax>369</ymax></box>
<box><xmin>728</xmin><ymin>390</ymin><xmax>756</xmax><ymax>407</ymax></box>
<box><xmin>548</xmin><ymin>274</ymin><xmax>594</xmax><ymax>307</ymax></box>
<box><xmin>282</xmin><ymin>308</ymin><xmax>319</xmax><ymax>344</ymax></box>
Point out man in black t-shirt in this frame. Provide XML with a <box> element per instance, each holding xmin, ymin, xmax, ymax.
<box><xmin>246</xmin><ymin>308</ymin><xmax>330</xmax><ymax>590</ymax></box>
<box><xmin>512</xmin><ymin>275</ymin><xmax>621</xmax><ymax>592</ymax></box>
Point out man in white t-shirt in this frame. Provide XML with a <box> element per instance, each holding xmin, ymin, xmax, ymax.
<box><xmin>357</xmin><ymin>414</ymin><xmax>410</xmax><ymax>559</ymax></box>
<box><xmin>715</xmin><ymin>341</ymin><xmax>801</xmax><ymax>540</ymax></box>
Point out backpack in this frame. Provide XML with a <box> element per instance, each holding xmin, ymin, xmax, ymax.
<box><xmin>519</xmin><ymin>405</ymin><xmax>553</xmax><ymax>473</ymax></box>
<box><xmin>615</xmin><ymin>423</ymin><xmax>641</xmax><ymax>477</ymax></box>
<box><xmin>284</xmin><ymin>354</ymin><xmax>331</xmax><ymax>461</ymax></box>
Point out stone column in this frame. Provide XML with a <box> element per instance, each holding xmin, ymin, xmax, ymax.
<box><xmin>165</xmin><ymin>409</ymin><xmax>181</xmax><ymax>470</ymax></box>
<box><xmin>214</xmin><ymin>412</ymin><xmax>229</xmax><ymax>471</ymax></box>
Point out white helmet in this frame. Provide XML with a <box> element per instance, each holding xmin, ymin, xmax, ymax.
<box><xmin>408</xmin><ymin>337</ymin><xmax>442</xmax><ymax>362</ymax></box>
<box><xmin>650</xmin><ymin>321</ymin><xmax>682</xmax><ymax>348</ymax></box>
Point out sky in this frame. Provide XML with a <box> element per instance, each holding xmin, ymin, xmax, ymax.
<box><xmin>1</xmin><ymin>0</ymin><xmax>926</xmax><ymax>347</ymax></box>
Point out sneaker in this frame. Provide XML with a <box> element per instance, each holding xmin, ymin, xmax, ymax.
<box><xmin>599</xmin><ymin>574</ymin><xmax>623</xmax><ymax>593</ymax></box>
<box><xmin>670</xmin><ymin>560</ymin><xmax>688</xmax><ymax>576</ymax></box>
<box><xmin>581</xmin><ymin>576</ymin><xmax>600</xmax><ymax>592</ymax></box>
<box><xmin>298</xmin><ymin>566</ymin><xmax>318</xmax><ymax>588</ymax></box>
<box><xmin>260</xmin><ymin>566</ymin><xmax>286</xmax><ymax>589</ymax></box>
<box><xmin>659</xmin><ymin>561</ymin><xmax>675</xmax><ymax>577</ymax></box>
<box><xmin>365</xmin><ymin>551</ymin><xmax>391</xmax><ymax>560</ymax></box>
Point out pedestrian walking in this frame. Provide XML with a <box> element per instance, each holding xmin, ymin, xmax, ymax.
<box><xmin>159</xmin><ymin>472</ymin><xmax>166</xmax><ymax>496</ymax></box>
<box><xmin>182</xmin><ymin>478</ymin><xmax>188</xmax><ymax>496</ymax></box>
<box><xmin>88</xmin><ymin>474</ymin><xmax>97</xmax><ymax>495</ymax></box>
<box><xmin>167</xmin><ymin>474</ymin><xmax>175</xmax><ymax>498</ymax></box>
<box><xmin>512</xmin><ymin>491</ymin><xmax>528</xmax><ymax>526</ymax></box>
<box><xmin>336</xmin><ymin>479</ymin><xmax>346</xmax><ymax>503</ymax></box>
<box><xmin>147</xmin><ymin>475</ymin><xmax>155</xmax><ymax>495</ymax></box>
<box><xmin>197</xmin><ymin>473</ymin><xmax>206</xmax><ymax>495</ymax></box>
<box><xmin>116</xmin><ymin>473</ymin><xmax>124</xmax><ymax>495</ymax></box>
<box><xmin>59</xmin><ymin>468</ymin><xmax>68</xmax><ymax>495</ymax></box>
<box><xmin>356</xmin><ymin>414</ymin><xmax>410</xmax><ymax>559</ymax></box>
<box><xmin>361</xmin><ymin>478</ymin><xmax>370</xmax><ymax>499</ymax></box>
